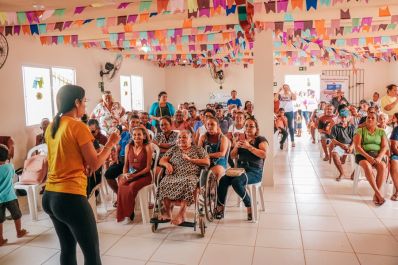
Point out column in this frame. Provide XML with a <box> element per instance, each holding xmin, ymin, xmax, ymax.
<box><xmin>253</xmin><ymin>30</ymin><xmax>274</xmax><ymax>186</ymax></box>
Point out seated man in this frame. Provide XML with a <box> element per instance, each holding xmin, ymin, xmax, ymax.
<box><xmin>329</xmin><ymin>108</ymin><xmax>355</xmax><ymax>181</ymax></box>
<box><xmin>215</xmin><ymin>105</ymin><xmax>232</xmax><ymax>135</ymax></box>
<box><xmin>318</xmin><ymin>104</ymin><xmax>336</xmax><ymax>161</ymax></box>
<box><xmin>36</xmin><ymin>118</ymin><xmax>50</xmax><ymax>146</ymax></box>
<box><xmin>274</xmin><ymin>108</ymin><xmax>288</xmax><ymax>150</ymax></box>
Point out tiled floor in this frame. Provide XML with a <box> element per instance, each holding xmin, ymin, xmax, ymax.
<box><xmin>1</xmin><ymin>135</ymin><xmax>398</xmax><ymax>265</ymax></box>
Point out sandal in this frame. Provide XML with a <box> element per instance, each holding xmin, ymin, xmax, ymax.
<box><xmin>391</xmin><ymin>193</ymin><xmax>398</xmax><ymax>201</ymax></box>
<box><xmin>247</xmin><ymin>213</ymin><xmax>253</xmax><ymax>221</ymax></box>
<box><xmin>214</xmin><ymin>209</ymin><xmax>224</xmax><ymax>220</ymax></box>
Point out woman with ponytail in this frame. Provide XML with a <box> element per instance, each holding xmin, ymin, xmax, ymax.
<box><xmin>42</xmin><ymin>85</ymin><xmax>120</xmax><ymax>265</ymax></box>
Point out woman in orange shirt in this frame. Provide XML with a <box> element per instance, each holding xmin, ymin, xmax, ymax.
<box><xmin>42</xmin><ymin>85</ymin><xmax>120</xmax><ymax>265</ymax></box>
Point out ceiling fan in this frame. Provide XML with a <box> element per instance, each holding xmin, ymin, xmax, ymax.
<box><xmin>0</xmin><ymin>33</ymin><xmax>9</xmax><ymax>69</ymax></box>
<box><xmin>208</xmin><ymin>61</ymin><xmax>225</xmax><ymax>90</ymax></box>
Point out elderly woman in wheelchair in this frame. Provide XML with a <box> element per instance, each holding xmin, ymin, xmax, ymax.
<box><xmin>198</xmin><ymin>117</ymin><xmax>229</xmax><ymax>179</ymax></box>
<box><xmin>156</xmin><ymin>130</ymin><xmax>210</xmax><ymax>225</ymax></box>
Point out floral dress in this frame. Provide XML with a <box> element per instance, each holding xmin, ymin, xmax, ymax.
<box><xmin>154</xmin><ymin>131</ymin><xmax>178</xmax><ymax>157</ymax></box>
<box><xmin>92</xmin><ymin>102</ymin><xmax>124</xmax><ymax>135</ymax></box>
<box><xmin>157</xmin><ymin>145</ymin><xmax>208</xmax><ymax>205</ymax></box>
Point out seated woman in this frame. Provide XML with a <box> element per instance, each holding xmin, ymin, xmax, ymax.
<box><xmin>117</xmin><ymin>127</ymin><xmax>153</xmax><ymax>222</ymax></box>
<box><xmin>36</xmin><ymin>118</ymin><xmax>50</xmax><ymax>146</ymax></box>
<box><xmin>198</xmin><ymin>117</ymin><xmax>228</xmax><ymax>179</ymax></box>
<box><xmin>157</xmin><ymin>130</ymin><xmax>210</xmax><ymax>225</ymax></box>
<box><xmin>216</xmin><ymin>118</ymin><xmax>268</xmax><ymax>221</ymax></box>
<box><xmin>353</xmin><ymin>112</ymin><xmax>389</xmax><ymax>206</ymax></box>
<box><xmin>378</xmin><ymin>113</ymin><xmax>393</xmax><ymax>138</ymax></box>
<box><xmin>153</xmin><ymin>116</ymin><xmax>178</xmax><ymax>157</ymax></box>
<box><xmin>390</xmin><ymin>123</ymin><xmax>398</xmax><ymax>201</ymax></box>
<box><xmin>172</xmin><ymin>110</ymin><xmax>193</xmax><ymax>132</ymax></box>
<box><xmin>105</xmin><ymin>115</ymin><xmax>141</xmax><ymax>196</ymax></box>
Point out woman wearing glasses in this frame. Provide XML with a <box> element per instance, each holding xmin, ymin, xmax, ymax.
<box><xmin>215</xmin><ymin>118</ymin><xmax>268</xmax><ymax>221</ymax></box>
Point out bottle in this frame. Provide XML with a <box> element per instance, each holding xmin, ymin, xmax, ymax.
<box><xmin>129</xmin><ymin>167</ymin><xmax>136</xmax><ymax>174</ymax></box>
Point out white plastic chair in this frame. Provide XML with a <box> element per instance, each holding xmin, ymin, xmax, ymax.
<box><xmin>352</xmin><ymin>155</ymin><xmax>392</xmax><ymax>197</ymax></box>
<box><xmin>232</xmin><ymin>158</ymin><xmax>265</xmax><ymax>223</ymax></box>
<box><xmin>136</xmin><ymin>143</ymin><xmax>160</xmax><ymax>223</ymax></box>
<box><xmin>14</xmin><ymin>144</ymin><xmax>48</xmax><ymax>221</ymax></box>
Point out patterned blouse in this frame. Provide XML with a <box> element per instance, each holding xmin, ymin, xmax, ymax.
<box><xmin>92</xmin><ymin>102</ymin><xmax>124</xmax><ymax>135</ymax></box>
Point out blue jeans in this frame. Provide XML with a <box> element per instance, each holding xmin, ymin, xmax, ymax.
<box><xmin>217</xmin><ymin>165</ymin><xmax>263</xmax><ymax>208</ymax></box>
<box><xmin>284</xmin><ymin>111</ymin><xmax>295</xmax><ymax>142</ymax></box>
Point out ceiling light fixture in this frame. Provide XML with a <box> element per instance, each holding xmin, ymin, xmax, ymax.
<box><xmin>32</xmin><ymin>4</ymin><xmax>45</xmax><ymax>10</ymax></box>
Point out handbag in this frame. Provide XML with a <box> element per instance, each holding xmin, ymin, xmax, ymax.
<box><xmin>19</xmin><ymin>155</ymin><xmax>48</xmax><ymax>184</ymax></box>
<box><xmin>225</xmin><ymin>168</ymin><xmax>246</xmax><ymax>177</ymax></box>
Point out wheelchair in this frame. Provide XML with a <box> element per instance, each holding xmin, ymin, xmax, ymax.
<box><xmin>149</xmin><ymin>165</ymin><xmax>218</xmax><ymax>237</ymax></box>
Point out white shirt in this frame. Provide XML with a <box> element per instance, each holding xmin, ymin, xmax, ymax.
<box><xmin>279</xmin><ymin>93</ymin><xmax>294</xmax><ymax>112</ymax></box>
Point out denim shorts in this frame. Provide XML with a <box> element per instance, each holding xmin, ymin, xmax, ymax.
<box><xmin>391</xmin><ymin>155</ymin><xmax>398</xmax><ymax>161</ymax></box>
<box><xmin>212</xmin><ymin>157</ymin><xmax>227</xmax><ymax>169</ymax></box>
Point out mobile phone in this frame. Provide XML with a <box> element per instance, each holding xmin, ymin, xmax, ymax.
<box><xmin>239</xmin><ymin>133</ymin><xmax>246</xmax><ymax>141</ymax></box>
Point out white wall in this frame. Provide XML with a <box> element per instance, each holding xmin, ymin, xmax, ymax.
<box><xmin>274</xmin><ymin>62</ymin><xmax>397</xmax><ymax>100</ymax></box>
<box><xmin>0</xmin><ymin>36</ymin><xmax>165</xmax><ymax>167</ymax></box>
<box><xmin>165</xmin><ymin>64</ymin><xmax>254</xmax><ymax>109</ymax></box>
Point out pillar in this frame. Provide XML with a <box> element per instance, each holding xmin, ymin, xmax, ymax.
<box><xmin>253</xmin><ymin>30</ymin><xmax>274</xmax><ymax>186</ymax></box>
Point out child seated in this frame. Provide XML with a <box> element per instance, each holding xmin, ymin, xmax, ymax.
<box><xmin>274</xmin><ymin>108</ymin><xmax>288</xmax><ymax>150</ymax></box>
<box><xmin>0</xmin><ymin>144</ymin><xmax>27</xmax><ymax>246</ymax></box>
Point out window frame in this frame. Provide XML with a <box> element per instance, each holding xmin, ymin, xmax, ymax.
<box><xmin>21</xmin><ymin>64</ymin><xmax>76</xmax><ymax>127</ymax></box>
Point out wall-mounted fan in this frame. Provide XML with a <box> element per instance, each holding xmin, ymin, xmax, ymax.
<box><xmin>208</xmin><ymin>62</ymin><xmax>225</xmax><ymax>89</ymax></box>
<box><xmin>0</xmin><ymin>33</ymin><xmax>9</xmax><ymax>69</ymax></box>
<box><xmin>98</xmin><ymin>54</ymin><xmax>123</xmax><ymax>91</ymax></box>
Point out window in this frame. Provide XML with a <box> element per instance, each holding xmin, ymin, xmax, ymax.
<box><xmin>120</xmin><ymin>75</ymin><xmax>144</xmax><ymax>111</ymax></box>
<box><xmin>22</xmin><ymin>66</ymin><xmax>76</xmax><ymax>126</ymax></box>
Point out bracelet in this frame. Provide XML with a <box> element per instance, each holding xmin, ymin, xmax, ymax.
<box><xmin>103</xmin><ymin>145</ymin><xmax>112</xmax><ymax>150</ymax></box>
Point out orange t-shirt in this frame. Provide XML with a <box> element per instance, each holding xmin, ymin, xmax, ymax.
<box><xmin>45</xmin><ymin>116</ymin><xmax>94</xmax><ymax>196</ymax></box>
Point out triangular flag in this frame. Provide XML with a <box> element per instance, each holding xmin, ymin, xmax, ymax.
<box><xmin>379</xmin><ymin>6</ymin><xmax>391</xmax><ymax>17</ymax></box>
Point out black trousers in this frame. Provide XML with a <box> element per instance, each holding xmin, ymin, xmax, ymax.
<box><xmin>42</xmin><ymin>191</ymin><xmax>101</xmax><ymax>265</ymax></box>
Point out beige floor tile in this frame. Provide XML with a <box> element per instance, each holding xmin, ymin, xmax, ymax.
<box><xmin>3</xmin><ymin>224</ymin><xmax>51</xmax><ymax>246</ymax></box>
<box><xmin>258</xmin><ymin>213</ymin><xmax>300</xmax><ymax>230</ymax></box>
<box><xmin>294</xmin><ymin>185</ymin><xmax>325</xmax><ymax>194</ymax></box>
<box><xmin>150</xmin><ymin>240</ymin><xmax>207</xmax><ymax>265</ymax></box>
<box><xmin>339</xmin><ymin>217</ymin><xmax>390</xmax><ymax>235</ymax></box>
<box><xmin>302</xmin><ymin>231</ymin><xmax>353</xmax><ymax>252</ymax></box>
<box><xmin>105</xmin><ymin>237</ymin><xmax>162</xmax><ymax>260</ymax></box>
<box><xmin>96</xmin><ymin>220</ymin><xmax>135</xmax><ymax>235</ymax></box>
<box><xmin>0</xmin><ymin>244</ymin><xmax>21</xmax><ymax>259</ymax></box>
<box><xmin>347</xmin><ymin>233</ymin><xmax>398</xmax><ymax>256</ymax></box>
<box><xmin>26</xmin><ymin>228</ymin><xmax>60</xmax><ymax>249</ymax></box>
<box><xmin>252</xmin><ymin>247</ymin><xmax>305</xmax><ymax>265</ymax></box>
<box><xmin>295</xmin><ymin>194</ymin><xmax>330</xmax><ymax>204</ymax></box>
<box><xmin>380</xmin><ymin>218</ymin><xmax>398</xmax><ymax>235</ymax></box>
<box><xmin>256</xmin><ymin>228</ymin><xmax>302</xmax><ymax>249</ymax></box>
<box><xmin>101</xmin><ymin>255</ymin><xmax>146</xmax><ymax>265</ymax></box>
<box><xmin>199</xmin><ymin>244</ymin><xmax>253</xmax><ymax>265</ymax></box>
<box><xmin>299</xmin><ymin>216</ymin><xmax>344</xmax><ymax>232</ymax></box>
<box><xmin>210</xmin><ymin>226</ymin><xmax>257</xmax><ymax>246</ymax></box>
<box><xmin>0</xmin><ymin>246</ymin><xmax>58</xmax><ymax>265</ymax></box>
<box><xmin>126</xmin><ymin>223</ymin><xmax>172</xmax><ymax>239</ymax></box>
<box><xmin>297</xmin><ymin>203</ymin><xmax>336</xmax><ymax>216</ymax></box>
<box><xmin>305</xmin><ymin>250</ymin><xmax>360</xmax><ymax>265</ymax></box>
<box><xmin>357</xmin><ymin>254</ymin><xmax>398</xmax><ymax>265</ymax></box>
<box><xmin>262</xmin><ymin>202</ymin><xmax>297</xmax><ymax>215</ymax></box>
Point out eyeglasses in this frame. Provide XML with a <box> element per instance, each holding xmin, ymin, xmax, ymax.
<box><xmin>245</xmin><ymin>125</ymin><xmax>256</xmax><ymax>128</ymax></box>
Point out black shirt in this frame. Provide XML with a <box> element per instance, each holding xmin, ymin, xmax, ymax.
<box><xmin>330</xmin><ymin>123</ymin><xmax>355</xmax><ymax>145</ymax></box>
<box><xmin>238</xmin><ymin>136</ymin><xmax>267</xmax><ymax>169</ymax></box>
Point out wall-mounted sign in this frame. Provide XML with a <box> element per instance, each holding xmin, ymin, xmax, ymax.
<box><xmin>299</xmin><ymin>66</ymin><xmax>307</xmax><ymax>71</ymax></box>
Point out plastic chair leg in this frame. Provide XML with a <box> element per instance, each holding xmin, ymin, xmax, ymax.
<box><xmin>138</xmin><ymin>186</ymin><xmax>150</xmax><ymax>224</ymax></box>
<box><xmin>352</xmin><ymin>165</ymin><xmax>361</xmax><ymax>194</ymax></box>
<box><xmin>251</xmin><ymin>185</ymin><xmax>258</xmax><ymax>223</ymax></box>
<box><xmin>259</xmin><ymin>186</ymin><xmax>265</xmax><ymax>211</ymax></box>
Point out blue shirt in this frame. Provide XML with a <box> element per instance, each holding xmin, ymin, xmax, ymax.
<box><xmin>0</xmin><ymin>163</ymin><xmax>17</xmax><ymax>203</ymax></box>
<box><xmin>119</xmin><ymin>131</ymin><xmax>131</xmax><ymax>157</ymax></box>
<box><xmin>194</xmin><ymin>120</ymin><xmax>203</xmax><ymax>132</ymax></box>
<box><xmin>227</xmin><ymin>98</ymin><xmax>242</xmax><ymax>108</ymax></box>
<box><xmin>391</xmin><ymin>126</ymin><xmax>398</xmax><ymax>141</ymax></box>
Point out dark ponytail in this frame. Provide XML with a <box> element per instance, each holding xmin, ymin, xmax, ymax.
<box><xmin>51</xmin><ymin>85</ymin><xmax>85</xmax><ymax>138</ymax></box>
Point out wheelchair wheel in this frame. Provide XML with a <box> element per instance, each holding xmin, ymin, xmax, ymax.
<box><xmin>204</xmin><ymin>171</ymin><xmax>217</xmax><ymax>222</ymax></box>
<box><xmin>151</xmin><ymin>223</ymin><xmax>158</xmax><ymax>233</ymax></box>
<box><xmin>199</xmin><ymin>216</ymin><xmax>205</xmax><ymax>237</ymax></box>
